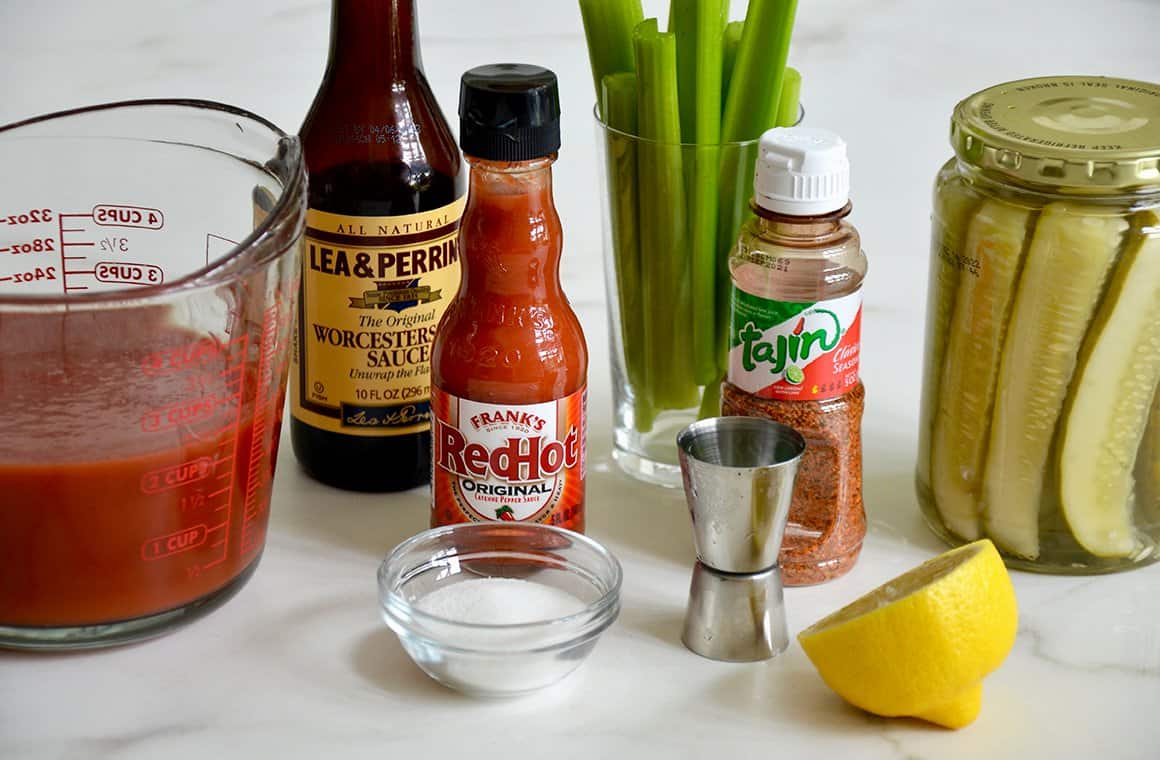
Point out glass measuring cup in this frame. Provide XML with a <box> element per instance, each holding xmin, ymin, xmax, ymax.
<box><xmin>0</xmin><ymin>100</ymin><xmax>305</xmax><ymax>649</ymax></box>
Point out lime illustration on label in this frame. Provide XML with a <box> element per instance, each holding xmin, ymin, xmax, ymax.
<box><xmin>728</xmin><ymin>288</ymin><xmax>862</xmax><ymax>401</ymax></box>
<box><xmin>291</xmin><ymin>199</ymin><xmax>466</xmax><ymax>437</ymax></box>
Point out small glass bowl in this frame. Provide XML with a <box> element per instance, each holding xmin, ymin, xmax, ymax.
<box><xmin>377</xmin><ymin>523</ymin><xmax>623</xmax><ymax>697</ymax></box>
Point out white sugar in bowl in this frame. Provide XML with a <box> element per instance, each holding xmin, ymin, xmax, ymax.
<box><xmin>377</xmin><ymin>523</ymin><xmax>622</xmax><ymax>697</ymax></box>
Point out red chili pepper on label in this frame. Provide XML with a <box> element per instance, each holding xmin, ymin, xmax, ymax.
<box><xmin>495</xmin><ymin>505</ymin><xmax>516</xmax><ymax>522</ymax></box>
<box><xmin>793</xmin><ymin>317</ymin><xmax>805</xmax><ymax>335</ymax></box>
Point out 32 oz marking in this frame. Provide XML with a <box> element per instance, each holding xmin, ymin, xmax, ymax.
<box><xmin>3</xmin><ymin>209</ymin><xmax>53</xmax><ymax>225</ymax></box>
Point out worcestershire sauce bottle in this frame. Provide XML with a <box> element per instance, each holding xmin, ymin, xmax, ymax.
<box><xmin>294</xmin><ymin>0</ymin><xmax>465</xmax><ymax>491</ymax></box>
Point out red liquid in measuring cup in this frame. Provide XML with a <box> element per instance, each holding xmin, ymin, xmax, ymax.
<box><xmin>0</xmin><ymin>308</ymin><xmax>283</xmax><ymax>627</ymax></box>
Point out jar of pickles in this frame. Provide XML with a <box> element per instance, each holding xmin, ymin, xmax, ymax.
<box><xmin>917</xmin><ymin>76</ymin><xmax>1160</xmax><ymax>573</ymax></box>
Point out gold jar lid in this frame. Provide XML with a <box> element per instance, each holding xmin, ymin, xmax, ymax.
<box><xmin>952</xmin><ymin>76</ymin><xmax>1160</xmax><ymax>193</ymax></box>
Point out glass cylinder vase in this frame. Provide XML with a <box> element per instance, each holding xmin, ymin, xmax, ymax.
<box><xmin>595</xmin><ymin>107</ymin><xmax>801</xmax><ymax>487</ymax></box>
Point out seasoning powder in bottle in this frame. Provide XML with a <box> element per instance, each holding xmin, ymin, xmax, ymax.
<box><xmin>721</xmin><ymin>127</ymin><xmax>867</xmax><ymax>585</ymax></box>
<box><xmin>430</xmin><ymin>65</ymin><xmax>588</xmax><ymax>532</ymax></box>
<box><xmin>292</xmin><ymin>0</ymin><xmax>465</xmax><ymax>492</ymax></box>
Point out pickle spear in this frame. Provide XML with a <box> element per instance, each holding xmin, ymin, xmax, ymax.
<box><xmin>980</xmin><ymin>205</ymin><xmax>1127</xmax><ymax>558</ymax></box>
<box><xmin>931</xmin><ymin>199</ymin><xmax>1032</xmax><ymax>541</ymax></box>
<box><xmin>916</xmin><ymin>175</ymin><xmax>978</xmax><ymax>493</ymax></box>
<box><xmin>1058</xmin><ymin>211</ymin><xmax>1160</xmax><ymax>558</ymax></box>
<box><xmin>1136</xmin><ymin>388</ymin><xmax>1160</xmax><ymax>531</ymax></box>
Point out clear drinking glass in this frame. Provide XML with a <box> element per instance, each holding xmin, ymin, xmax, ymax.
<box><xmin>595</xmin><ymin>107</ymin><xmax>801</xmax><ymax>487</ymax></box>
<box><xmin>0</xmin><ymin>100</ymin><xmax>305</xmax><ymax>648</ymax></box>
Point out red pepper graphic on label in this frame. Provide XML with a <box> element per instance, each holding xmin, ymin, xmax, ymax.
<box><xmin>793</xmin><ymin>317</ymin><xmax>805</xmax><ymax>335</ymax></box>
<box><xmin>495</xmin><ymin>505</ymin><xmax>516</xmax><ymax>522</ymax></box>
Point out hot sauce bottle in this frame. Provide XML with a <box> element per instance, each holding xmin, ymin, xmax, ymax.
<box><xmin>292</xmin><ymin>0</ymin><xmax>465</xmax><ymax>492</ymax></box>
<box><xmin>431</xmin><ymin>64</ymin><xmax>588</xmax><ymax>532</ymax></box>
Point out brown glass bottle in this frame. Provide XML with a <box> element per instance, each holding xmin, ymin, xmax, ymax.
<box><xmin>293</xmin><ymin>0</ymin><xmax>465</xmax><ymax>492</ymax></box>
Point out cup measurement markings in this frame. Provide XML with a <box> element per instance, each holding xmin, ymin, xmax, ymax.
<box><xmin>240</xmin><ymin>303</ymin><xmax>284</xmax><ymax>556</ymax></box>
<box><xmin>0</xmin><ymin>204</ymin><xmax>166</xmax><ymax>293</ymax></box>
<box><xmin>1</xmin><ymin>206</ymin><xmax>258</xmax><ymax>578</ymax></box>
<box><xmin>141</xmin><ymin>524</ymin><xmax>208</xmax><ymax>562</ymax></box>
<box><xmin>136</xmin><ymin>337</ymin><xmax>251</xmax><ymax>574</ymax></box>
<box><xmin>95</xmin><ymin>261</ymin><xmax>163</xmax><ymax>286</ymax></box>
<box><xmin>55</xmin><ymin>206</ymin><xmax>166</xmax><ymax>294</ymax></box>
<box><xmin>140</xmin><ymin>456</ymin><xmax>215</xmax><ymax>494</ymax></box>
<box><xmin>1</xmin><ymin>204</ymin><xmax>227</xmax><ymax>295</ymax></box>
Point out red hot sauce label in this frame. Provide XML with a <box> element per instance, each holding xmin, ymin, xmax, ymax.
<box><xmin>431</xmin><ymin>387</ymin><xmax>586</xmax><ymax>531</ymax></box>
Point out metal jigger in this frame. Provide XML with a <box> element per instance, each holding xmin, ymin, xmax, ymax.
<box><xmin>676</xmin><ymin>417</ymin><xmax>806</xmax><ymax>662</ymax></box>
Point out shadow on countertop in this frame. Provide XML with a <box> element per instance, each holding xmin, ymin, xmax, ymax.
<box><xmin>269</xmin><ymin>423</ymin><xmax>695</xmax><ymax>568</ymax></box>
<box><xmin>268</xmin><ymin>412</ymin><xmax>944</xmax><ymax>581</ymax></box>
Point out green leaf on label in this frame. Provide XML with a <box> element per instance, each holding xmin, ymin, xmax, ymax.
<box><xmin>729</xmin><ymin>289</ymin><xmax>814</xmax><ymax>347</ymax></box>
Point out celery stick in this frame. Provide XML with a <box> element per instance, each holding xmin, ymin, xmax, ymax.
<box><xmin>667</xmin><ymin>0</ymin><xmax>693</xmax><ymax>141</ymax></box>
<box><xmin>601</xmin><ymin>72</ymin><xmax>655</xmax><ymax>431</ymax></box>
<box><xmin>720</xmin><ymin>21</ymin><xmax>744</xmax><ymax>112</ymax></box>
<box><xmin>671</xmin><ymin>0</ymin><xmax>727</xmax><ymax>385</ymax></box>
<box><xmin>580</xmin><ymin>0</ymin><xmax>645</xmax><ymax>114</ymax></box>
<box><xmin>721</xmin><ymin>0</ymin><xmax>798</xmax><ymax>143</ymax></box>
<box><xmin>775</xmin><ymin>66</ymin><xmax>801</xmax><ymax>126</ymax></box>
<box><xmin>698</xmin><ymin>375</ymin><xmax>722</xmax><ymax>419</ymax></box>
<box><xmin>668</xmin><ymin>0</ymin><xmax>726</xmax><ymax>142</ymax></box>
<box><xmin>634</xmin><ymin>18</ymin><xmax>698</xmax><ymax>411</ymax></box>
<box><xmin>713</xmin><ymin>139</ymin><xmax>760</xmax><ymax>374</ymax></box>
<box><xmin>715</xmin><ymin>0</ymin><xmax>798</xmax><ymax>372</ymax></box>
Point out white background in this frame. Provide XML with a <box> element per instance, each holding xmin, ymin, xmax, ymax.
<box><xmin>2</xmin><ymin>1</ymin><xmax>1160</xmax><ymax>758</ymax></box>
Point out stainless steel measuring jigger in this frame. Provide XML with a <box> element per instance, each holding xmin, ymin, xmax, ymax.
<box><xmin>676</xmin><ymin>416</ymin><xmax>806</xmax><ymax>662</ymax></box>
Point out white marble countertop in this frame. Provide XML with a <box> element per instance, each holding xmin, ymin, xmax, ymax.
<box><xmin>3</xmin><ymin>1</ymin><xmax>1160</xmax><ymax>758</ymax></box>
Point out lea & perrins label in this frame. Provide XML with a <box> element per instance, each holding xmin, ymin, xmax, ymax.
<box><xmin>291</xmin><ymin>198</ymin><xmax>466</xmax><ymax>436</ymax></box>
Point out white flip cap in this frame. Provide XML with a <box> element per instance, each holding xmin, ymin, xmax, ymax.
<box><xmin>754</xmin><ymin>127</ymin><xmax>850</xmax><ymax>216</ymax></box>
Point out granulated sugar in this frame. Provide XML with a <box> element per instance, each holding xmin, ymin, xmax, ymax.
<box><xmin>397</xmin><ymin>577</ymin><xmax>608</xmax><ymax>695</ymax></box>
<box><xmin>415</xmin><ymin>577</ymin><xmax>585</xmax><ymax>624</ymax></box>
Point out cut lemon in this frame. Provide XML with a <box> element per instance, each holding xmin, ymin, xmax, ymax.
<box><xmin>797</xmin><ymin>540</ymin><xmax>1017</xmax><ymax>729</ymax></box>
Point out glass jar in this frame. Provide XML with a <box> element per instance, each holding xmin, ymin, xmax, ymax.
<box><xmin>917</xmin><ymin>76</ymin><xmax>1160</xmax><ymax>573</ymax></box>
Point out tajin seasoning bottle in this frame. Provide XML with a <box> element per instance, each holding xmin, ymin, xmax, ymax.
<box><xmin>722</xmin><ymin>127</ymin><xmax>867</xmax><ymax>584</ymax></box>
<box><xmin>431</xmin><ymin>64</ymin><xmax>588</xmax><ymax>532</ymax></box>
<box><xmin>292</xmin><ymin>0</ymin><xmax>465</xmax><ymax>492</ymax></box>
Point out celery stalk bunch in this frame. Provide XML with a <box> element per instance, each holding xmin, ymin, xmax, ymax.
<box><xmin>582</xmin><ymin>0</ymin><xmax>801</xmax><ymax>428</ymax></box>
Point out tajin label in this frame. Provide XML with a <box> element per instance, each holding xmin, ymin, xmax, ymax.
<box><xmin>291</xmin><ymin>199</ymin><xmax>465</xmax><ymax>436</ymax></box>
<box><xmin>728</xmin><ymin>287</ymin><xmax>862</xmax><ymax>401</ymax></box>
<box><xmin>431</xmin><ymin>387</ymin><xmax>586</xmax><ymax>526</ymax></box>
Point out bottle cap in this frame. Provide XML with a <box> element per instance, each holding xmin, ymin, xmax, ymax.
<box><xmin>459</xmin><ymin>63</ymin><xmax>561</xmax><ymax>161</ymax></box>
<box><xmin>754</xmin><ymin>127</ymin><xmax>850</xmax><ymax>216</ymax></box>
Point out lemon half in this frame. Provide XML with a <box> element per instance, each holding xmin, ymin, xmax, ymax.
<box><xmin>797</xmin><ymin>540</ymin><xmax>1017</xmax><ymax>729</ymax></box>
